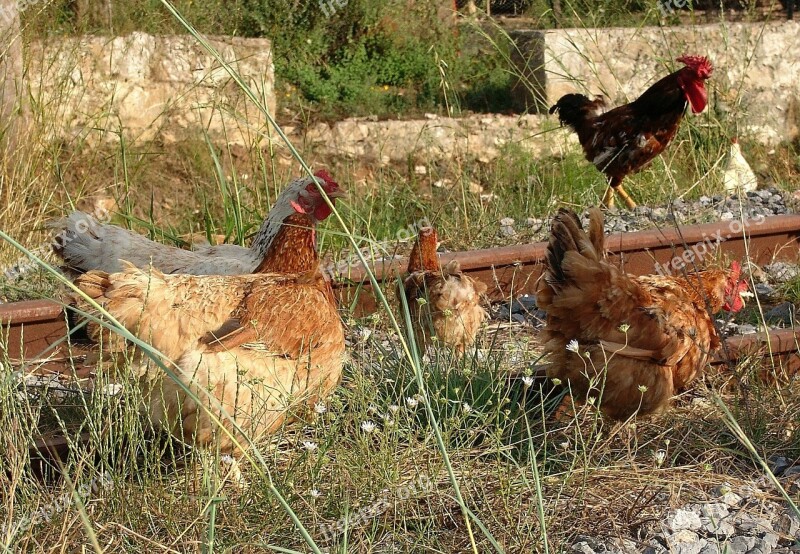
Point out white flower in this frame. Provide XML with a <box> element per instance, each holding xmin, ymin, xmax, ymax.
<box><xmin>361</xmin><ymin>420</ymin><xmax>377</xmax><ymax>434</ymax></box>
<box><xmin>310</xmin><ymin>488</ymin><xmax>322</xmax><ymax>498</ymax></box>
<box><xmin>655</xmin><ymin>449</ymin><xmax>667</xmax><ymax>467</ymax></box>
<box><xmin>637</xmin><ymin>385</ymin><xmax>648</xmax><ymax>393</ymax></box>
<box><xmin>462</xmin><ymin>402</ymin><xmax>472</xmax><ymax>414</ymax></box>
<box><xmin>388</xmin><ymin>404</ymin><xmax>400</xmax><ymax>414</ymax></box>
<box><xmin>522</xmin><ymin>376</ymin><xmax>534</xmax><ymax>387</ymax></box>
<box><xmin>566</xmin><ymin>339</ymin><xmax>580</xmax><ymax>353</ymax></box>
<box><xmin>313</xmin><ymin>402</ymin><xmax>327</xmax><ymax>414</ymax></box>
<box><xmin>416</xmin><ymin>297</ymin><xmax>428</xmax><ymax>306</ymax></box>
<box><xmin>587</xmin><ymin>396</ymin><xmax>596</xmax><ymax>405</ymax></box>
<box><xmin>302</xmin><ymin>441</ymin><xmax>318</xmax><ymax>452</ymax></box>
<box><xmin>220</xmin><ymin>454</ymin><xmax>236</xmax><ymax>465</ymax></box>
<box><xmin>560</xmin><ymin>440</ymin><xmax>571</xmax><ymax>450</ymax></box>
<box><xmin>618</xmin><ymin>323</ymin><xmax>631</xmax><ymax>333</ymax></box>
<box><xmin>406</xmin><ymin>397</ymin><xmax>419</xmax><ymax>409</ymax></box>
<box><xmin>551</xmin><ymin>378</ymin><xmax>562</xmax><ymax>386</ymax></box>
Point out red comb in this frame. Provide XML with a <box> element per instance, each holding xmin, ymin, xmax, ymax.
<box><xmin>676</xmin><ymin>55</ymin><xmax>713</xmax><ymax>77</ymax></box>
<box><xmin>313</xmin><ymin>169</ymin><xmax>339</xmax><ymax>191</ymax></box>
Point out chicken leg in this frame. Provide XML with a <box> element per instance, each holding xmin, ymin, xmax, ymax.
<box><xmin>615</xmin><ymin>185</ymin><xmax>637</xmax><ymax>209</ymax></box>
<box><xmin>601</xmin><ymin>178</ymin><xmax>637</xmax><ymax>210</ymax></box>
<box><xmin>601</xmin><ymin>185</ymin><xmax>615</xmax><ymax>209</ymax></box>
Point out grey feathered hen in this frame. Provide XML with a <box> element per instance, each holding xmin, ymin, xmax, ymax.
<box><xmin>51</xmin><ymin>171</ymin><xmax>341</xmax><ymax>276</ymax></box>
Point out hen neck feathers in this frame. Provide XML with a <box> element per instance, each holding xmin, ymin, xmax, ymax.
<box><xmin>254</xmin><ymin>212</ymin><xmax>319</xmax><ymax>274</ymax></box>
<box><xmin>251</xmin><ymin>176</ymin><xmax>316</xmax><ymax>257</ymax></box>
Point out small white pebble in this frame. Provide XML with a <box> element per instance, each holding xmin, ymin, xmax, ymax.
<box><xmin>102</xmin><ymin>383</ymin><xmax>124</xmax><ymax>397</ymax></box>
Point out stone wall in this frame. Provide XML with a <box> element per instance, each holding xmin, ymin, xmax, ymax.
<box><xmin>20</xmin><ymin>22</ymin><xmax>800</xmax><ymax>158</ymax></box>
<box><xmin>298</xmin><ymin>113</ymin><xmax>557</xmax><ymax>165</ymax></box>
<box><xmin>25</xmin><ymin>32</ymin><xmax>274</xmax><ymax>145</ymax></box>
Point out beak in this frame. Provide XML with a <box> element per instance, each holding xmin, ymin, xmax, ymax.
<box><xmin>325</xmin><ymin>188</ymin><xmax>346</xmax><ymax>199</ymax></box>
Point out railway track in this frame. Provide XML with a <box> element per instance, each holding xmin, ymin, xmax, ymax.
<box><xmin>3</xmin><ymin>214</ymin><xmax>800</xmax><ymax>367</ymax></box>
<box><xmin>3</xmin><ymin>214</ymin><xmax>800</xmax><ymax>461</ymax></box>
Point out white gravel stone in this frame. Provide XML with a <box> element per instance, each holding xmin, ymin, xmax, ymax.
<box><xmin>665</xmin><ymin>530</ymin><xmax>706</xmax><ymax>554</ymax></box>
<box><xmin>699</xmin><ymin>503</ymin><xmax>734</xmax><ymax>536</ymax></box>
<box><xmin>666</xmin><ymin>508</ymin><xmax>703</xmax><ymax>532</ymax></box>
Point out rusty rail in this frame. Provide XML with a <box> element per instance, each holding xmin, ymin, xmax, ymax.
<box><xmin>2</xmin><ymin>213</ymin><xmax>800</xmax><ymax>365</ymax></box>
<box><xmin>337</xmin><ymin>214</ymin><xmax>800</xmax><ymax>313</ymax></box>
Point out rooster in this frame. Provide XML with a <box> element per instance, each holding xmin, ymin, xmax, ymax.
<box><xmin>403</xmin><ymin>227</ymin><xmax>487</xmax><ymax>354</ymax></box>
<box><xmin>74</xmin><ymin>182</ymin><xmax>345</xmax><ymax>455</ymax></box>
<box><xmin>536</xmin><ymin>208</ymin><xmax>748</xmax><ymax>420</ymax></box>
<box><xmin>549</xmin><ymin>56</ymin><xmax>713</xmax><ymax>209</ymax></box>
<box><xmin>722</xmin><ymin>137</ymin><xmax>758</xmax><ymax>195</ymax></box>
<box><xmin>53</xmin><ymin>170</ymin><xmax>343</xmax><ymax>275</ymax></box>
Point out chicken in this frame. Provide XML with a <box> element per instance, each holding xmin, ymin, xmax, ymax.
<box><xmin>74</xmin><ymin>187</ymin><xmax>345</xmax><ymax>454</ymax></box>
<box><xmin>536</xmin><ymin>208</ymin><xmax>748</xmax><ymax>420</ymax></box>
<box><xmin>52</xmin><ymin>170</ymin><xmax>342</xmax><ymax>275</ymax></box>
<box><xmin>403</xmin><ymin>226</ymin><xmax>487</xmax><ymax>354</ymax></box>
<box><xmin>722</xmin><ymin>137</ymin><xmax>758</xmax><ymax>195</ymax></box>
<box><xmin>549</xmin><ymin>55</ymin><xmax>713</xmax><ymax>209</ymax></box>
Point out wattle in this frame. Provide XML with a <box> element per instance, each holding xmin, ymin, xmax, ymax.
<box><xmin>314</xmin><ymin>203</ymin><xmax>333</xmax><ymax>221</ymax></box>
<box><xmin>683</xmin><ymin>80</ymin><xmax>708</xmax><ymax>114</ymax></box>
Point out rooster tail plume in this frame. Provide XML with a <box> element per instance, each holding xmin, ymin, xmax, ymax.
<box><xmin>407</xmin><ymin>227</ymin><xmax>440</xmax><ymax>273</ymax></box>
<box><xmin>545</xmin><ymin>208</ymin><xmax>605</xmax><ymax>287</ymax></box>
<box><xmin>549</xmin><ymin>93</ymin><xmax>606</xmax><ymax>131</ymax></box>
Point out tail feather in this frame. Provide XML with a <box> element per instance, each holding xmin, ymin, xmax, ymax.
<box><xmin>587</xmin><ymin>208</ymin><xmax>605</xmax><ymax>256</ymax></box>
<box><xmin>549</xmin><ymin>93</ymin><xmax>606</xmax><ymax>131</ymax></box>
<box><xmin>544</xmin><ymin>209</ymin><xmax>605</xmax><ymax>288</ymax></box>
<box><xmin>51</xmin><ymin>211</ymin><xmax>215</xmax><ymax>275</ymax></box>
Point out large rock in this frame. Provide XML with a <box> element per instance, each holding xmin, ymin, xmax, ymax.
<box><xmin>25</xmin><ymin>32</ymin><xmax>274</xmax><ymax>146</ymax></box>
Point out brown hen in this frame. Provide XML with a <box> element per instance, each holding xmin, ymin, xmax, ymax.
<box><xmin>549</xmin><ymin>56</ymin><xmax>713</xmax><ymax>209</ymax></box>
<box><xmin>536</xmin><ymin>208</ymin><xmax>748</xmax><ymax>420</ymax></box>
<box><xmin>75</xmin><ymin>184</ymin><xmax>345</xmax><ymax>454</ymax></box>
<box><xmin>403</xmin><ymin>227</ymin><xmax>487</xmax><ymax>354</ymax></box>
